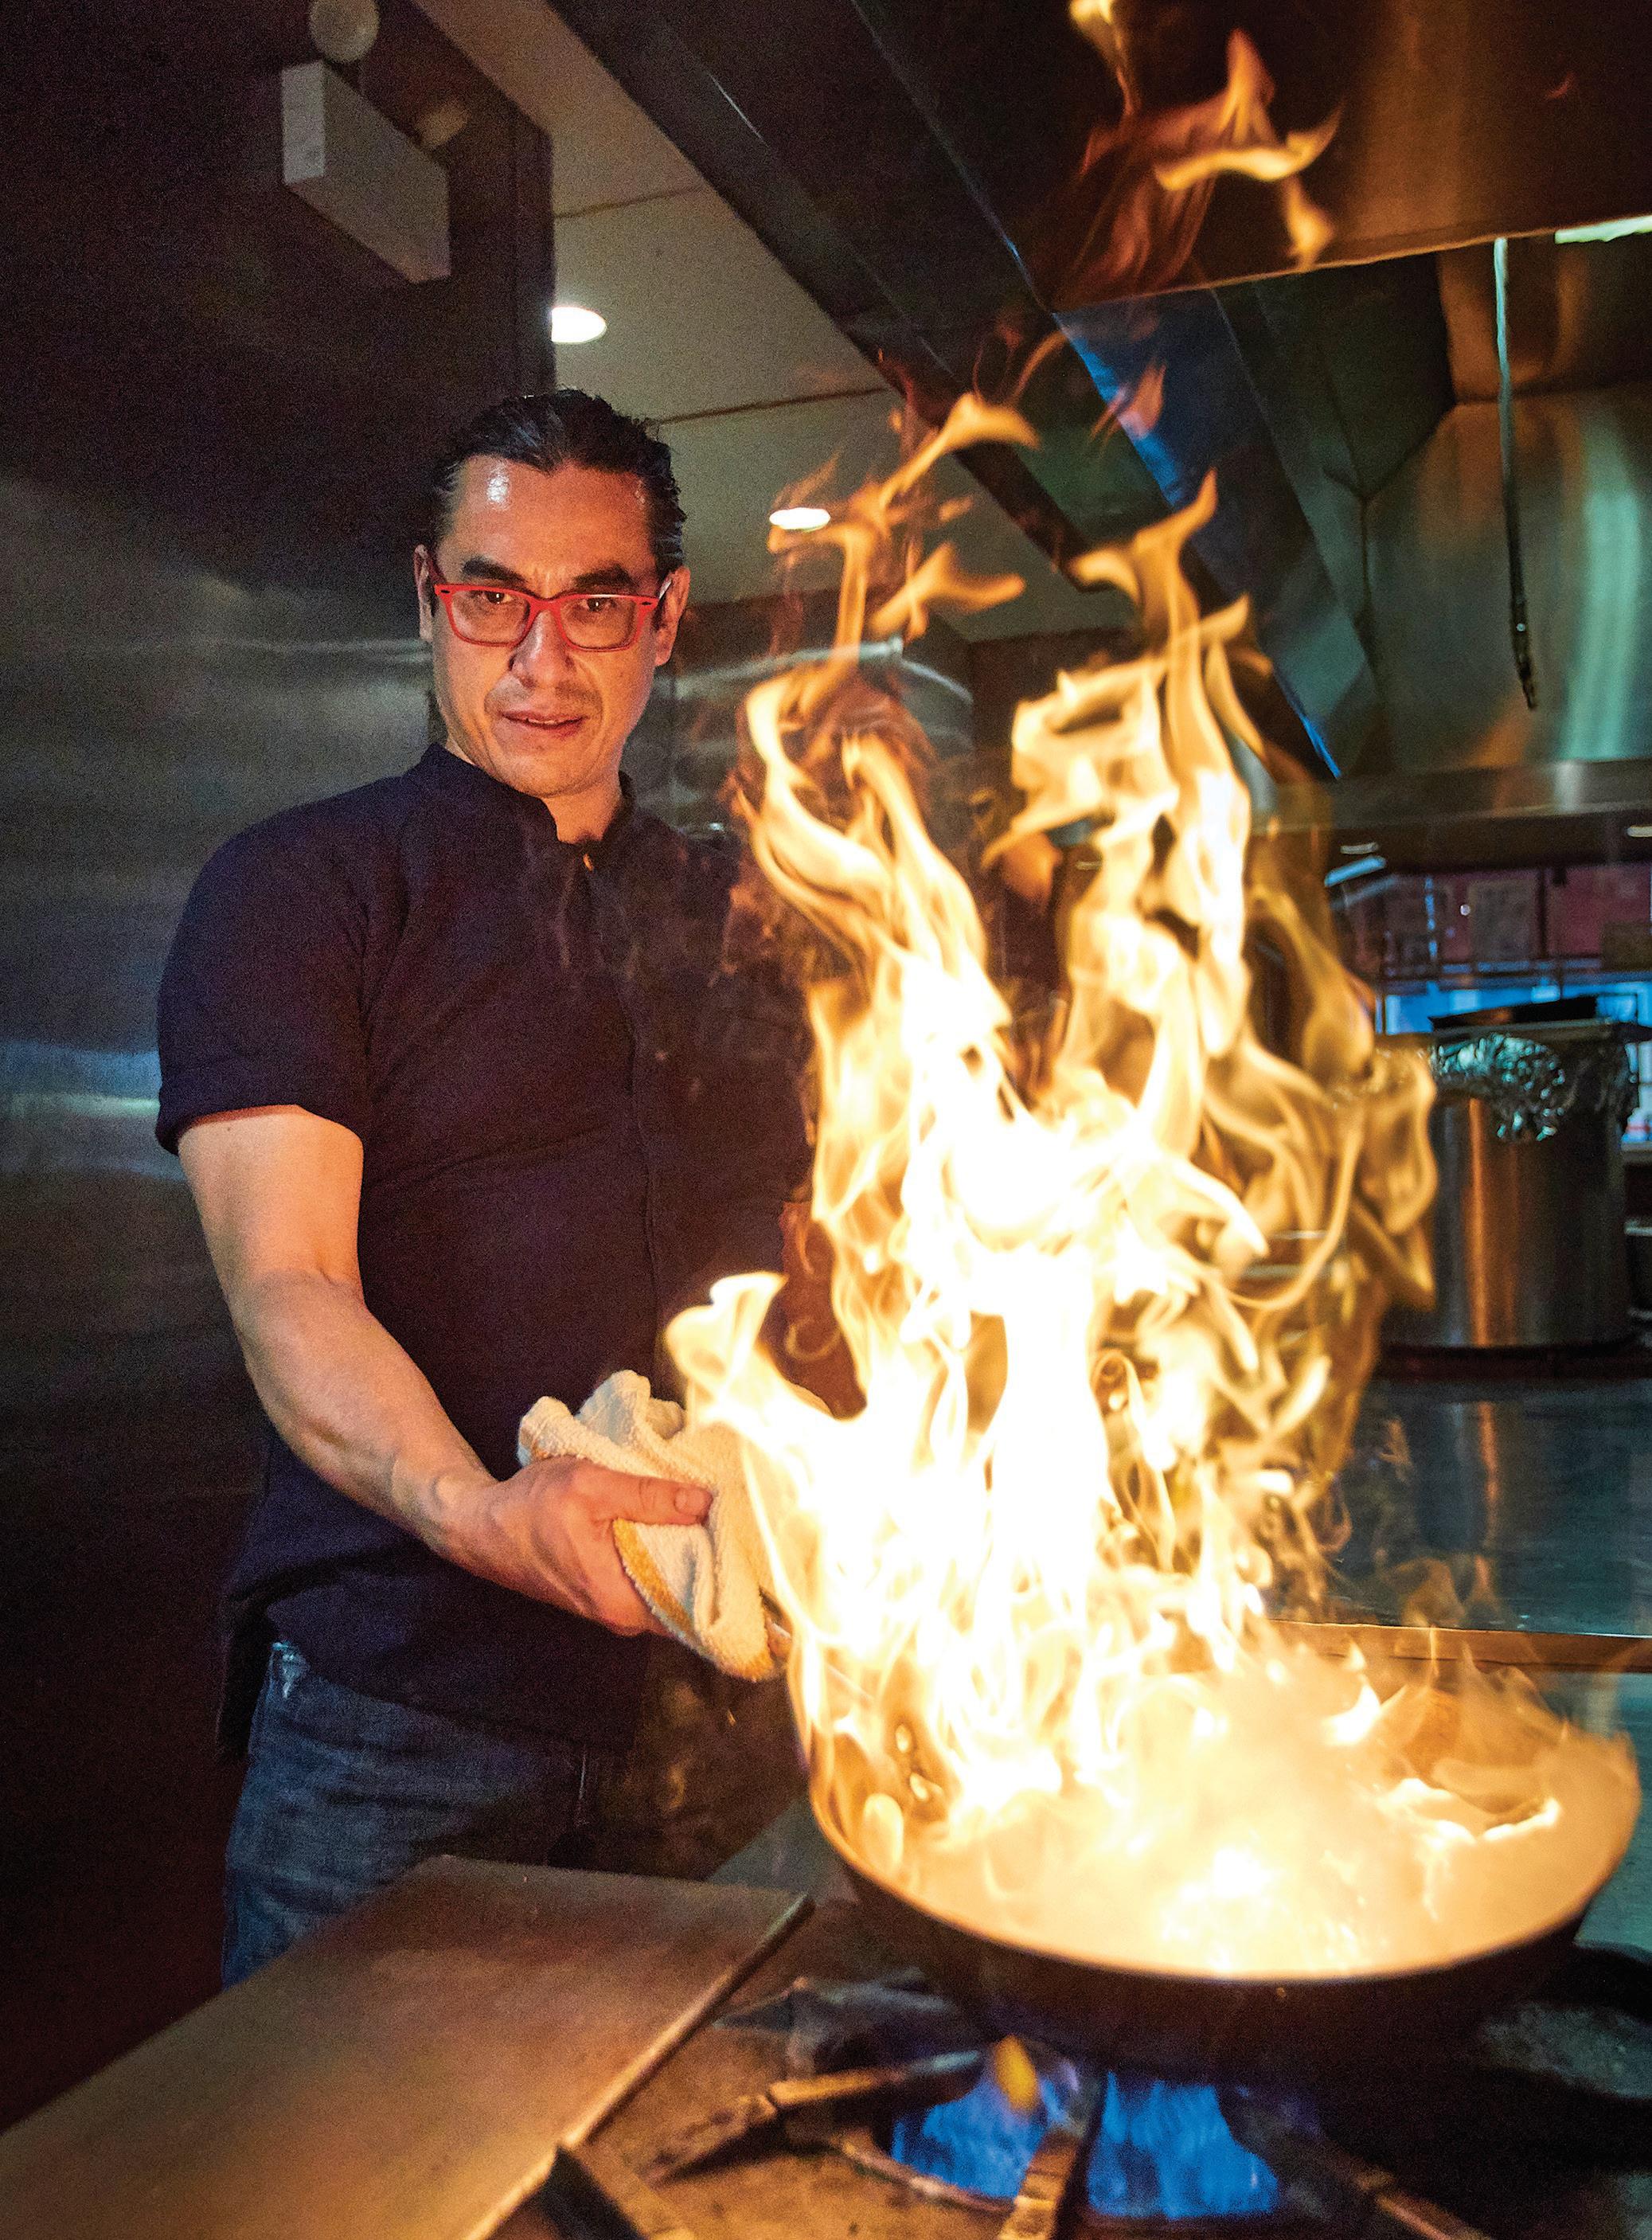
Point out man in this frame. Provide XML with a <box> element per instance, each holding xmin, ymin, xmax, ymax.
<box><xmin>158</xmin><ymin>390</ymin><xmax>809</xmax><ymax>1982</ymax></box>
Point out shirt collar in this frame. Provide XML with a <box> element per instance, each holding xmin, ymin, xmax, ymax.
<box><xmin>411</xmin><ymin>742</ymin><xmax>639</xmax><ymax>858</ymax></box>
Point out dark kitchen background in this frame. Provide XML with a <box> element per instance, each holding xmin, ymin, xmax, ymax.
<box><xmin>3</xmin><ymin>0</ymin><xmax>1650</xmax><ymax>2131</ymax></box>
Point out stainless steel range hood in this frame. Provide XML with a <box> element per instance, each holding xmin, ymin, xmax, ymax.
<box><xmin>1035</xmin><ymin>0</ymin><xmax>1652</xmax><ymax>297</ymax></box>
<box><xmin>1044</xmin><ymin>0</ymin><xmax>1652</xmax><ymax>858</ymax></box>
<box><xmin>549</xmin><ymin>0</ymin><xmax>1652</xmax><ymax>862</ymax></box>
<box><xmin>752</xmin><ymin>0</ymin><xmax>1652</xmax><ymax>302</ymax></box>
<box><xmin>1260</xmin><ymin>232</ymin><xmax>1652</xmax><ymax>865</ymax></box>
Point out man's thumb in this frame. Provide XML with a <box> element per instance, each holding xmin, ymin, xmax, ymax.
<box><xmin>602</xmin><ymin>1471</ymin><xmax>711</xmax><ymax>1527</ymax></box>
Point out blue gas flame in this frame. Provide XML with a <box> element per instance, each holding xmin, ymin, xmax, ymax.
<box><xmin>888</xmin><ymin>2050</ymin><xmax>1280</xmax><ymax>2218</ymax></box>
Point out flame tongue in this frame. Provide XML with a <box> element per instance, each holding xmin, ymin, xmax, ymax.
<box><xmin>670</xmin><ymin>409</ymin><xmax>1638</xmax><ymax>1983</ymax></box>
<box><xmin>1052</xmin><ymin>18</ymin><xmax>1338</xmax><ymax>299</ymax></box>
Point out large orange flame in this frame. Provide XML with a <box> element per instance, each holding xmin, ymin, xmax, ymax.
<box><xmin>671</xmin><ymin>405</ymin><xmax>1638</xmax><ymax>1980</ymax></box>
<box><xmin>1048</xmin><ymin>15</ymin><xmax>1337</xmax><ymax>302</ymax></box>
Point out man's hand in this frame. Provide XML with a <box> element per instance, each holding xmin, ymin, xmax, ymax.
<box><xmin>445</xmin><ymin>1458</ymin><xmax>711</xmax><ymax>1636</ymax></box>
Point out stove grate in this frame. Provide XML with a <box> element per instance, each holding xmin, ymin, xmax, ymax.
<box><xmin>543</xmin><ymin>1945</ymin><xmax>1652</xmax><ymax>2240</ymax></box>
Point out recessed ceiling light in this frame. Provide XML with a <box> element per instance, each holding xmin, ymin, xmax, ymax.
<box><xmin>549</xmin><ymin>304</ymin><xmax>606</xmax><ymax>345</ymax></box>
<box><xmin>1627</xmin><ymin>823</ymin><xmax>1652</xmax><ymax>839</ymax></box>
<box><xmin>770</xmin><ymin>505</ymin><xmax>831</xmax><ymax>532</ymax></box>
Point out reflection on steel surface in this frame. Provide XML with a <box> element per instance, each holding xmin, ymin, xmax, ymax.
<box><xmin>1366</xmin><ymin>385</ymin><xmax>1652</xmax><ymax>784</ymax></box>
<box><xmin>1278</xmin><ymin>1624</ymin><xmax>1652</xmax><ymax>1677</ymax></box>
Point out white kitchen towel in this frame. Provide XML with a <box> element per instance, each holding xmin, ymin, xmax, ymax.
<box><xmin>517</xmin><ymin>1370</ymin><xmax>780</xmax><ymax>1682</ymax></box>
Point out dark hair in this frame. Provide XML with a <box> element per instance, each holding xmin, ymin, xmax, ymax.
<box><xmin>427</xmin><ymin>389</ymin><xmax>685</xmax><ymax>580</ymax></box>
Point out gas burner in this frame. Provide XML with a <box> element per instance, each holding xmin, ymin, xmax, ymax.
<box><xmin>541</xmin><ymin>1926</ymin><xmax>1652</xmax><ymax>2240</ymax></box>
<box><xmin>861</xmin><ymin>2049</ymin><xmax>1287</xmax><ymax>2227</ymax></box>
<box><xmin>623</xmin><ymin>2020</ymin><xmax>1479</xmax><ymax>2240</ymax></box>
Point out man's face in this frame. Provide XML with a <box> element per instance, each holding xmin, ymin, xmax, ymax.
<box><xmin>416</xmin><ymin>455</ymin><xmax>688</xmax><ymax>818</ymax></box>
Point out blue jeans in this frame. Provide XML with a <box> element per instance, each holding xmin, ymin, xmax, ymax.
<box><xmin>223</xmin><ymin>1641</ymin><xmax>607</xmax><ymax>1985</ymax></box>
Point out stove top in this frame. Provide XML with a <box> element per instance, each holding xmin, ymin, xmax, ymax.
<box><xmin>527</xmin><ymin>1904</ymin><xmax>1652</xmax><ymax>2240</ymax></box>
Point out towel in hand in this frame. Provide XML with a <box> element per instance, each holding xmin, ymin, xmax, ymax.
<box><xmin>518</xmin><ymin>1370</ymin><xmax>780</xmax><ymax>1681</ymax></box>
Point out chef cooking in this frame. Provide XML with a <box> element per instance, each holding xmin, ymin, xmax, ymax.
<box><xmin>157</xmin><ymin>388</ymin><xmax>811</xmax><ymax>1984</ymax></box>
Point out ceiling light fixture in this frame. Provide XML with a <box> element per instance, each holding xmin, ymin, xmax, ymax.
<box><xmin>549</xmin><ymin>304</ymin><xmax>606</xmax><ymax>345</ymax></box>
<box><xmin>1627</xmin><ymin>823</ymin><xmax>1652</xmax><ymax>839</ymax></box>
<box><xmin>770</xmin><ymin>506</ymin><xmax>831</xmax><ymax>532</ymax></box>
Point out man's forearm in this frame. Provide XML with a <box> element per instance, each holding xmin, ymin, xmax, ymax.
<box><xmin>228</xmin><ymin>1270</ymin><xmax>493</xmax><ymax>1558</ymax></box>
<box><xmin>225</xmin><ymin>1269</ymin><xmax>703</xmax><ymax>1632</ymax></box>
<box><xmin>176</xmin><ymin>1108</ymin><xmax>699</xmax><ymax>1631</ymax></box>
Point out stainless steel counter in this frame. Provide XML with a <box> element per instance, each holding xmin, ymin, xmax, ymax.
<box><xmin>0</xmin><ymin>1858</ymin><xmax>806</xmax><ymax>2240</ymax></box>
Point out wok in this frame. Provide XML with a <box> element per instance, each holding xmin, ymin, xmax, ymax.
<box><xmin>816</xmin><ymin>1805</ymin><xmax>1625</xmax><ymax>2086</ymax></box>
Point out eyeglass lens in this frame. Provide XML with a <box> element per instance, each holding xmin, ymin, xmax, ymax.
<box><xmin>447</xmin><ymin>587</ymin><xmax>642</xmax><ymax>649</ymax></box>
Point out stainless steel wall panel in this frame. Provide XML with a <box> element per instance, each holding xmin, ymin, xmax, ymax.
<box><xmin>0</xmin><ymin>0</ymin><xmax>555</xmax><ymax>2127</ymax></box>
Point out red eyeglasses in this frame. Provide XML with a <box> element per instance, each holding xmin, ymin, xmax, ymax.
<box><xmin>423</xmin><ymin>561</ymin><xmax>673</xmax><ymax>652</ymax></box>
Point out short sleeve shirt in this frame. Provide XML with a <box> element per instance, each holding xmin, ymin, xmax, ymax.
<box><xmin>158</xmin><ymin>744</ymin><xmax>810</xmax><ymax>1744</ymax></box>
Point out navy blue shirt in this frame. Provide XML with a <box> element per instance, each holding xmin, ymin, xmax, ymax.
<box><xmin>157</xmin><ymin>743</ymin><xmax>809</xmax><ymax>1746</ymax></box>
